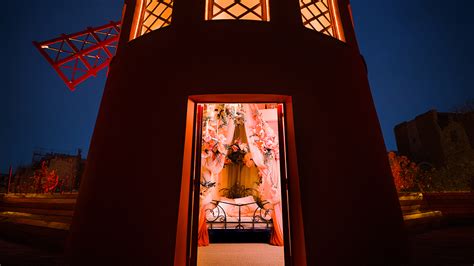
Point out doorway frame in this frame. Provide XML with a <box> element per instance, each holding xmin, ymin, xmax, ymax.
<box><xmin>174</xmin><ymin>94</ymin><xmax>306</xmax><ymax>266</ymax></box>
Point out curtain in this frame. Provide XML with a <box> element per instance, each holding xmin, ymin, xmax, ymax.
<box><xmin>219</xmin><ymin>124</ymin><xmax>260</xmax><ymax>191</ymax></box>
<box><xmin>198</xmin><ymin>104</ymin><xmax>235</xmax><ymax>246</ymax></box>
<box><xmin>243</xmin><ymin>104</ymin><xmax>284</xmax><ymax>246</ymax></box>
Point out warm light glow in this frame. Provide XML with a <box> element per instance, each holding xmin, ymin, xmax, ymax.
<box><xmin>300</xmin><ymin>0</ymin><xmax>334</xmax><ymax>36</ymax></box>
<box><xmin>265</xmin><ymin>0</ymin><xmax>270</xmax><ymax>21</ymax></box>
<box><xmin>330</xmin><ymin>0</ymin><xmax>345</xmax><ymax>42</ymax></box>
<box><xmin>141</xmin><ymin>0</ymin><xmax>173</xmax><ymax>35</ymax></box>
<box><xmin>196</xmin><ymin>102</ymin><xmax>285</xmax><ymax>261</ymax></box>
<box><xmin>206</xmin><ymin>0</ymin><xmax>269</xmax><ymax>21</ymax></box>
<box><xmin>403</xmin><ymin>211</ymin><xmax>442</xmax><ymax>221</ymax></box>
<box><xmin>130</xmin><ymin>0</ymin><xmax>173</xmax><ymax>40</ymax></box>
<box><xmin>131</xmin><ymin>0</ymin><xmax>145</xmax><ymax>40</ymax></box>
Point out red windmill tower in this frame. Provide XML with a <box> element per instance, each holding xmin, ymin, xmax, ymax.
<box><xmin>36</xmin><ymin>1</ymin><xmax>407</xmax><ymax>265</ymax></box>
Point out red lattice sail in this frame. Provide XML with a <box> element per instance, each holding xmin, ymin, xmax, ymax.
<box><xmin>34</xmin><ymin>21</ymin><xmax>121</xmax><ymax>91</ymax></box>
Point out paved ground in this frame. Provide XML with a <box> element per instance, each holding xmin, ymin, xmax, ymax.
<box><xmin>407</xmin><ymin>225</ymin><xmax>474</xmax><ymax>266</ymax></box>
<box><xmin>198</xmin><ymin>243</ymin><xmax>284</xmax><ymax>266</ymax></box>
<box><xmin>0</xmin><ymin>225</ymin><xmax>472</xmax><ymax>265</ymax></box>
<box><xmin>0</xmin><ymin>238</ymin><xmax>65</xmax><ymax>266</ymax></box>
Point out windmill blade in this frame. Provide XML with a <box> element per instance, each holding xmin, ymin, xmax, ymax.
<box><xmin>33</xmin><ymin>21</ymin><xmax>121</xmax><ymax>91</ymax></box>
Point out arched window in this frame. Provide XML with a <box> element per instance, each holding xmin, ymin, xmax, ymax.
<box><xmin>300</xmin><ymin>0</ymin><xmax>334</xmax><ymax>36</ymax></box>
<box><xmin>130</xmin><ymin>0</ymin><xmax>173</xmax><ymax>40</ymax></box>
<box><xmin>300</xmin><ymin>0</ymin><xmax>344</xmax><ymax>41</ymax></box>
<box><xmin>141</xmin><ymin>0</ymin><xmax>173</xmax><ymax>34</ymax></box>
<box><xmin>205</xmin><ymin>0</ymin><xmax>270</xmax><ymax>21</ymax></box>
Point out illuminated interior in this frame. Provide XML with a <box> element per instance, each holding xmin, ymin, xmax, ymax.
<box><xmin>300</xmin><ymin>0</ymin><xmax>334</xmax><ymax>36</ymax></box>
<box><xmin>195</xmin><ymin>103</ymin><xmax>285</xmax><ymax>265</ymax></box>
<box><xmin>205</xmin><ymin>0</ymin><xmax>269</xmax><ymax>21</ymax></box>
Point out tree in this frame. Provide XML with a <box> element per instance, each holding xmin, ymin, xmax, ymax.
<box><xmin>33</xmin><ymin>161</ymin><xmax>59</xmax><ymax>194</ymax></box>
<box><xmin>388</xmin><ymin>152</ymin><xmax>417</xmax><ymax>191</ymax></box>
<box><xmin>44</xmin><ymin>169</ymin><xmax>59</xmax><ymax>193</ymax></box>
<box><xmin>389</xmin><ymin>151</ymin><xmax>473</xmax><ymax>192</ymax></box>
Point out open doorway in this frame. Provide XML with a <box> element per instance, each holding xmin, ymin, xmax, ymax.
<box><xmin>192</xmin><ymin>103</ymin><xmax>289</xmax><ymax>265</ymax></box>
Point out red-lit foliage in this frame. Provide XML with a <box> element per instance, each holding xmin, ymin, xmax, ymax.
<box><xmin>33</xmin><ymin>161</ymin><xmax>59</xmax><ymax>194</ymax></box>
<box><xmin>388</xmin><ymin>152</ymin><xmax>418</xmax><ymax>191</ymax></box>
<box><xmin>44</xmin><ymin>169</ymin><xmax>59</xmax><ymax>193</ymax></box>
<box><xmin>388</xmin><ymin>152</ymin><xmax>473</xmax><ymax>192</ymax></box>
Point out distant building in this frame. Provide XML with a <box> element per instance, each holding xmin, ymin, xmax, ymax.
<box><xmin>11</xmin><ymin>149</ymin><xmax>85</xmax><ymax>193</ymax></box>
<box><xmin>394</xmin><ymin>110</ymin><xmax>474</xmax><ymax>167</ymax></box>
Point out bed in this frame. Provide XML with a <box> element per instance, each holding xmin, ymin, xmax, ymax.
<box><xmin>205</xmin><ymin>196</ymin><xmax>273</xmax><ymax>229</ymax></box>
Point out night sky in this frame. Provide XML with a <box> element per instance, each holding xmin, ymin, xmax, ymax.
<box><xmin>1</xmin><ymin>1</ymin><xmax>473</xmax><ymax>173</ymax></box>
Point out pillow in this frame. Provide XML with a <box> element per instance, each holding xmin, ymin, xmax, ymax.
<box><xmin>234</xmin><ymin>196</ymin><xmax>259</xmax><ymax>215</ymax></box>
<box><xmin>234</xmin><ymin>196</ymin><xmax>254</xmax><ymax>204</ymax></box>
<box><xmin>217</xmin><ymin>197</ymin><xmax>235</xmax><ymax>216</ymax></box>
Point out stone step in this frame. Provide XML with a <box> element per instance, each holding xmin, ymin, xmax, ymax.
<box><xmin>0</xmin><ymin>212</ymin><xmax>70</xmax><ymax>230</ymax></box>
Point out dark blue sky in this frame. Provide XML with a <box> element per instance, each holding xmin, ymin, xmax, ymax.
<box><xmin>1</xmin><ymin>1</ymin><xmax>473</xmax><ymax>172</ymax></box>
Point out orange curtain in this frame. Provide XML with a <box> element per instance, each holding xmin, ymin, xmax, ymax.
<box><xmin>269</xmin><ymin>203</ymin><xmax>284</xmax><ymax>246</ymax></box>
<box><xmin>198</xmin><ymin>207</ymin><xmax>210</xmax><ymax>246</ymax></box>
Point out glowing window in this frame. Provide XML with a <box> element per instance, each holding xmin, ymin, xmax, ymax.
<box><xmin>206</xmin><ymin>0</ymin><xmax>269</xmax><ymax>21</ymax></box>
<box><xmin>141</xmin><ymin>0</ymin><xmax>173</xmax><ymax>35</ymax></box>
<box><xmin>300</xmin><ymin>0</ymin><xmax>334</xmax><ymax>36</ymax></box>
